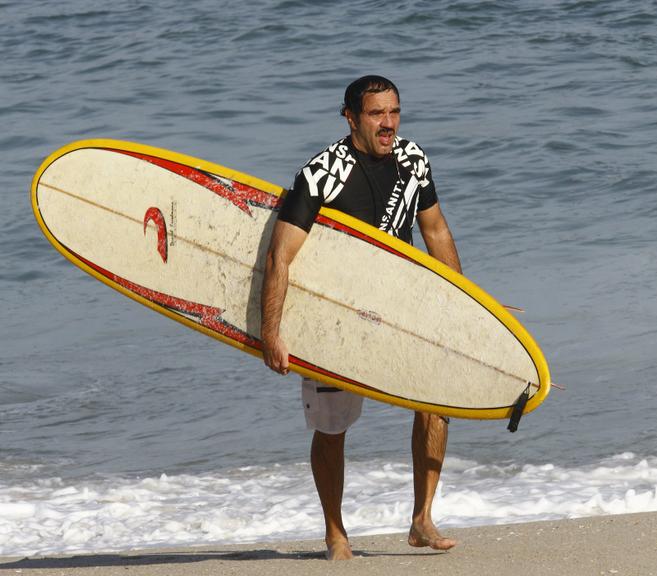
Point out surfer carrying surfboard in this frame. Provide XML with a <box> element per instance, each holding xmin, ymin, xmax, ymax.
<box><xmin>261</xmin><ymin>76</ymin><xmax>462</xmax><ymax>560</ymax></box>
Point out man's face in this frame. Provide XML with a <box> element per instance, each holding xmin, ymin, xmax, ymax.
<box><xmin>347</xmin><ymin>89</ymin><xmax>400</xmax><ymax>158</ymax></box>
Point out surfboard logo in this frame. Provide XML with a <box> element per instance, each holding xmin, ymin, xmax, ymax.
<box><xmin>357</xmin><ymin>309</ymin><xmax>382</xmax><ymax>325</ymax></box>
<box><xmin>143</xmin><ymin>207</ymin><xmax>168</xmax><ymax>263</ymax></box>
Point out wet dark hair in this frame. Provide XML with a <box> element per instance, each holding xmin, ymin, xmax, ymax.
<box><xmin>340</xmin><ymin>75</ymin><xmax>400</xmax><ymax>117</ymax></box>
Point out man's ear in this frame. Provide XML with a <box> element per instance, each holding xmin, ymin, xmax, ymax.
<box><xmin>345</xmin><ymin>109</ymin><xmax>358</xmax><ymax>131</ymax></box>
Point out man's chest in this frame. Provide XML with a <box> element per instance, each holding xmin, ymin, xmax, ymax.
<box><xmin>327</xmin><ymin>162</ymin><xmax>402</xmax><ymax>225</ymax></box>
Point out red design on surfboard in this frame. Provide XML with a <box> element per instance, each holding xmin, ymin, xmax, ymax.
<box><xmin>116</xmin><ymin>149</ymin><xmax>281</xmax><ymax>217</ymax></box>
<box><xmin>73</xmin><ymin>250</ymin><xmax>264</xmax><ymax>351</ymax></box>
<box><xmin>143</xmin><ymin>207</ymin><xmax>168</xmax><ymax>263</ymax></box>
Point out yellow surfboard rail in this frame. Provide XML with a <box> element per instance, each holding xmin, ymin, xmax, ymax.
<box><xmin>32</xmin><ymin>139</ymin><xmax>551</xmax><ymax>420</ymax></box>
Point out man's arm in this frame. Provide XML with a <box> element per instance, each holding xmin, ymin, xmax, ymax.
<box><xmin>416</xmin><ymin>202</ymin><xmax>462</xmax><ymax>274</ymax></box>
<box><xmin>261</xmin><ymin>220</ymin><xmax>309</xmax><ymax>375</ymax></box>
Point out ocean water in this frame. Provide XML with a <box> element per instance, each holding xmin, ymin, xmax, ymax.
<box><xmin>1</xmin><ymin>0</ymin><xmax>656</xmax><ymax>557</ymax></box>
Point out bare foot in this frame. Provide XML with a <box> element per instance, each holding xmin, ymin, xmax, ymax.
<box><xmin>326</xmin><ymin>539</ymin><xmax>353</xmax><ymax>560</ymax></box>
<box><xmin>408</xmin><ymin>524</ymin><xmax>457</xmax><ymax>551</ymax></box>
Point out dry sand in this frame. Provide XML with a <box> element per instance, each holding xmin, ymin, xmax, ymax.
<box><xmin>1</xmin><ymin>512</ymin><xmax>656</xmax><ymax>576</ymax></box>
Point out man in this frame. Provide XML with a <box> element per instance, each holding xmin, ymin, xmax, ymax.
<box><xmin>261</xmin><ymin>75</ymin><xmax>461</xmax><ymax>560</ymax></box>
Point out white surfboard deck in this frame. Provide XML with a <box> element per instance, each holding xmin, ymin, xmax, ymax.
<box><xmin>31</xmin><ymin>140</ymin><xmax>551</xmax><ymax>420</ymax></box>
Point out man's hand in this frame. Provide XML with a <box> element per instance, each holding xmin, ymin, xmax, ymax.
<box><xmin>262</xmin><ymin>334</ymin><xmax>290</xmax><ymax>375</ymax></box>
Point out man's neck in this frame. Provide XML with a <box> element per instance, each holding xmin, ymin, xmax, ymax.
<box><xmin>347</xmin><ymin>135</ymin><xmax>391</xmax><ymax>164</ymax></box>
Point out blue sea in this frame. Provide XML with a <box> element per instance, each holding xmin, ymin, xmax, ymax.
<box><xmin>1</xmin><ymin>0</ymin><xmax>656</xmax><ymax>556</ymax></box>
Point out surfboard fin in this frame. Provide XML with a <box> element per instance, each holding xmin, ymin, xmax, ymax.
<box><xmin>507</xmin><ymin>383</ymin><xmax>531</xmax><ymax>433</ymax></box>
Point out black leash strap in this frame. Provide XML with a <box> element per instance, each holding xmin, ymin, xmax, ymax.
<box><xmin>507</xmin><ymin>383</ymin><xmax>531</xmax><ymax>433</ymax></box>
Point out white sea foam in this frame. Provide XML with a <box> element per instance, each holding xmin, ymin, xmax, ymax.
<box><xmin>1</xmin><ymin>452</ymin><xmax>656</xmax><ymax>557</ymax></box>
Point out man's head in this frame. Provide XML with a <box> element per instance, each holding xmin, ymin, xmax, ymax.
<box><xmin>341</xmin><ymin>75</ymin><xmax>401</xmax><ymax>158</ymax></box>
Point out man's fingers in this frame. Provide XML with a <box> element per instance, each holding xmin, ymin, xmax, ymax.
<box><xmin>277</xmin><ymin>353</ymin><xmax>290</xmax><ymax>375</ymax></box>
<box><xmin>279</xmin><ymin>351</ymin><xmax>289</xmax><ymax>374</ymax></box>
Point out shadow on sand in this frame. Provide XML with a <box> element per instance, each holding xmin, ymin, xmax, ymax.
<box><xmin>0</xmin><ymin>546</ymin><xmax>446</xmax><ymax>570</ymax></box>
<box><xmin>0</xmin><ymin>549</ymin><xmax>322</xmax><ymax>570</ymax></box>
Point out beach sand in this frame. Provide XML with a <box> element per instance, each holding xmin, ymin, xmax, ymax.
<box><xmin>1</xmin><ymin>512</ymin><xmax>655</xmax><ymax>576</ymax></box>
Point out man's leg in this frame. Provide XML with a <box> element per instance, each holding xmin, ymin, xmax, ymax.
<box><xmin>311</xmin><ymin>430</ymin><xmax>353</xmax><ymax>560</ymax></box>
<box><xmin>408</xmin><ymin>412</ymin><xmax>457</xmax><ymax>550</ymax></box>
<box><xmin>302</xmin><ymin>379</ymin><xmax>363</xmax><ymax>560</ymax></box>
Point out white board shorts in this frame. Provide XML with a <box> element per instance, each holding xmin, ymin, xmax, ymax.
<box><xmin>301</xmin><ymin>377</ymin><xmax>363</xmax><ymax>435</ymax></box>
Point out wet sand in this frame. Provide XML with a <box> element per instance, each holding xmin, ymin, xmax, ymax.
<box><xmin>1</xmin><ymin>512</ymin><xmax>655</xmax><ymax>576</ymax></box>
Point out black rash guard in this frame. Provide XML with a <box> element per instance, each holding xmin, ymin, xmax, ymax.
<box><xmin>279</xmin><ymin>136</ymin><xmax>438</xmax><ymax>244</ymax></box>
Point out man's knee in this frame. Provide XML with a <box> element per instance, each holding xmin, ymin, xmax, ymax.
<box><xmin>414</xmin><ymin>411</ymin><xmax>450</xmax><ymax>425</ymax></box>
<box><xmin>313</xmin><ymin>429</ymin><xmax>346</xmax><ymax>447</ymax></box>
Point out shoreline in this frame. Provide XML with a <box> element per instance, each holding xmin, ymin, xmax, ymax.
<box><xmin>1</xmin><ymin>512</ymin><xmax>655</xmax><ymax>575</ymax></box>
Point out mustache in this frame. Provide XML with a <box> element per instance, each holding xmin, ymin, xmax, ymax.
<box><xmin>377</xmin><ymin>128</ymin><xmax>395</xmax><ymax>136</ymax></box>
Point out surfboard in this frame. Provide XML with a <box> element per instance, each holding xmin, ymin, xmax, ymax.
<box><xmin>31</xmin><ymin>139</ymin><xmax>551</xmax><ymax>422</ymax></box>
